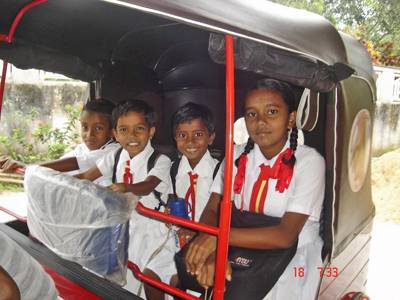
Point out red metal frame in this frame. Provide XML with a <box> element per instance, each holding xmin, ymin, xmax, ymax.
<box><xmin>131</xmin><ymin>35</ymin><xmax>236</xmax><ymax>300</ymax></box>
<box><xmin>136</xmin><ymin>202</ymin><xmax>219</xmax><ymax>236</ymax></box>
<box><xmin>0</xmin><ymin>206</ymin><xmax>27</xmax><ymax>222</ymax></box>
<box><xmin>0</xmin><ymin>0</ymin><xmax>48</xmax><ymax>118</ymax></box>
<box><xmin>127</xmin><ymin>261</ymin><xmax>201</xmax><ymax>300</ymax></box>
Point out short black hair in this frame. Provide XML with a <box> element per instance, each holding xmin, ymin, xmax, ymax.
<box><xmin>171</xmin><ymin>102</ymin><xmax>215</xmax><ymax>134</ymax></box>
<box><xmin>252</xmin><ymin>78</ymin><xmax>297</xmax><ymax>112</ymax></box>
<box><xmin>82</xmin><ymin>98</ymin><xmax>115</xmax><ymax>127</ymax></box>
<box><xmin>111</xmin><ymin>99</ymin><xmax>156</xmax><ymax>129</ymax></box>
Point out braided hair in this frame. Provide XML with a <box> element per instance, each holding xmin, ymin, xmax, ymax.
<box><xmin>233</xmin><ymin>79</ymin><xmax>298</xmax><ymax>195</ymax></box>
<box><xmin>235</xmin><ymin>137</ymin><xmax>254</xmax><ymax>167</ymax></box>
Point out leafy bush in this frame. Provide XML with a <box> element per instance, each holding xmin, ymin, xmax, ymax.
<box><xmin>0</xmin><ymin>105</ymin><xmax>81</xmax><ymax>163</ymax></box>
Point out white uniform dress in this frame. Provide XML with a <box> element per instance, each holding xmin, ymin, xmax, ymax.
<box><xmin>211</xmin><ymin>141</ymin><xmax>325</xmax><ymax>300</ymax></box>
<box><xmin>0</xmin><ymin>231</ymin><xmax>58</xmax><ymax>300</ymax></box>
<box><xmin>97</xmin><ymin>141</ymin><xmax>176</xmax><ymax>298</ymax></box>
<box><xmin>62</xmin><ymin>140</ymin><xmax>119</xmax><ymax>186</ymax></box>
<box><xmin>169</xmin><ymin>150</ymin><xmax>219</xmax><ymax>221</ymax></box>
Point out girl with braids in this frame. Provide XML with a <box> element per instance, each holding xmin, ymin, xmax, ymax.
<box><xmin>182</xmin><ymin>78</ymin><xmax>325</xmax><ymax>299</ymax></box>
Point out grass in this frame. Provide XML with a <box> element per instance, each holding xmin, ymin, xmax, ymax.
<box><xmin>0</xmin><ymin>182</ymin><xmax>24</xmax><ymax>193</ymax></box>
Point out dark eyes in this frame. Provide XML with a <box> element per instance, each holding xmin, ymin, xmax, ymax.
<box><xmin>245</xmin><ymin>108</ymin><xmax>279</xmax><ymax>119</ymax></box>
<box><xmin>117</xmin><ymin>126</ymin><xmax>147</xmax><ymax>135</ymax></box>
<box><xmin>82</xmin><ymin>125</ymin><xmax>104</xmax><ymax>131</ymax></box>
<box><xmin>175</xmin><ymin>131</ymin><xmax>205</xmax><ymax>141</ymax></box>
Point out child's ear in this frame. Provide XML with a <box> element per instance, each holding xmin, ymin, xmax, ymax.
<box><xmin>287</xmin><ymin>111</ymin><xmax>296</xmax><ymax>129</ymax></box>
<box><xmin>208</xmin><ymin>132</ymin><xmax>216</xmax><ymax>146</ymax></box>
<box><xmin>149</xmin><ymin>127</ymin><xmax>156</xmax><ymax>139</ymax></box>
<box><xmin>112</xmin><ymin>128</ymin><xmax>118</xmax><ymax>139</ymax></box>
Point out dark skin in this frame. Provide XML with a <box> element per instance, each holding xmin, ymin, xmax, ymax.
<box><xmin>0</xmin><ymin>267</ymin><xmax>20</xmax><ymax>300</ymax></box>
<box><xmin>185</xmin><ymin>88</ymin><xmax>309</xmax><ymax>288</ymax></box>
<box><xmin>76</xmin><ymin>112</ymin><xmax>165</xmax><ymax>300</ymax></box>
<box><xmin>0</xmin><ymin>111</ymin><xmax>113</xmax><ymax>174</ymax></box>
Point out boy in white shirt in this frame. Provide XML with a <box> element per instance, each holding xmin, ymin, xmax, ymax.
<box><xmin>76</xmin><ymin>99</ymin><xmax>175</xmax><ymax>300</ymax></box>
<box><xmin>168</xmin><ymin>102</ymin><xmax>219</xmax><ymax>290</ymax></box>
<box><xmin>169</xmin><ymin>102</ymin><xmax>219</xmax><ymax>226</ymax></box>
<box><xmin>0</xmin><ymin>99</ymin><xmax>119</xmax><ymax>184</ymax></box>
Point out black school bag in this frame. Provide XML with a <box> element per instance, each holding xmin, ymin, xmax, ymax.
<box><xmin>111</xmin><ymin>147</ymin><xmax>166</xmax><ymax>210</ymax></box>
<box><xmin>174</xmin><ymin>206</ymin><xmax>298</xmax><ymax>300</ymax></box>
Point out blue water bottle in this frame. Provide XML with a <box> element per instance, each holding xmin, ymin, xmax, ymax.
<box><xmin>168</xmin><ymin>198</ymin><xmax>189</xmax><ymax>248</ymax></box>
<box><xmin>168</xmin><ymin>198</ymin><xmax>189</xmax><ymax>219</ymax></box>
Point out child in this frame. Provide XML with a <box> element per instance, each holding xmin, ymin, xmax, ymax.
<box><xmin>169</xmin><ymin>102</ymin><xmax>219</xmax><ymax>234</ymax></box>
<box><xmin>76</xmin><ymin>99</ymin><xmax>175</xmax><ymax>300</ymax></box>
<box><xmin>0</xmin><ymin>99</ymin><xmax>118</xmax><ymax>185</ymax></box>
<box><xmin>184</xmin><ymin>79</ymin><xmax>325</xmax><ymax>299</ymax></box>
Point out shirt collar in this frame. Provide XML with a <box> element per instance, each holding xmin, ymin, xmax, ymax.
<box><xmin>179</xmin><ymin>150</ymin><xmax>214</xmax><ymax>176</ymax></box>
<box><xmin>99</xmin><ymin>139</ymin><xmax>116</xmax><ymax>150</ymax></box>
<box><xmin>120</xmin><ymin>140</ymin><xmax>154</xmax><ymax>169</ymax></box>
<box><xmin>253</xmin><ymin>140</ymin><xmax>290</xmax><ymax>166</ymax></box>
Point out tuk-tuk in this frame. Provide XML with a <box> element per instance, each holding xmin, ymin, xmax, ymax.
<box><xmin>0</xmin><ymin>1</ymin><xmax>375</xmax><ymax>299</ymax></box>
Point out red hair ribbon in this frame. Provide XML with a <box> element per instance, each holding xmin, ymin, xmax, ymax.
<box><xmin>275</xmin><ymin>148</ymin><xmax>294</xmax><ymax>193</ymax></box>
<box><xmin>233</xmin><ymin>154</ymin><xmax>248</xmax><ymax>194</ymax></box>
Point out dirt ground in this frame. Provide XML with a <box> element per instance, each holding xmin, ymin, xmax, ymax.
<box><xmin>371</xmin><ymin>148</ymin><xmax>400</xmax><ymax>224</ymax></box>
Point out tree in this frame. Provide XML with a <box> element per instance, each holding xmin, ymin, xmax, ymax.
<box><xmin>271</xmin><ymin>0</ymin><xmax>400</xmax><ymax>66</ymax></box>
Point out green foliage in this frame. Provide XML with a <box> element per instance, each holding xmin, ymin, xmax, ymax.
<box><xmin>271</xmin><ymin>0</ymin><xmax>400</xmax><ymax>66</ymax></box>
<box><xmin>0</xmin><ymin>182</ymin><xmax>24</xmax><ymax>193</ymax></box>
<box><xmin>0</xmin><ymin>105</ymin><xmax>81</xmax><ymax>163</ymax></box>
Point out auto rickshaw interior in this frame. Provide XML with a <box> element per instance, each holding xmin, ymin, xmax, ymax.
<box><xmin>0</xmin><ymin>0</ymin><xmax>376</xmax><ymax>283</ymax></box>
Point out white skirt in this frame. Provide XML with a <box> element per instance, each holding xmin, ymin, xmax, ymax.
<box><xmin>264</xmin><ymin>220</ymin><xmax>323</xmax><ymax>300</ymax></box>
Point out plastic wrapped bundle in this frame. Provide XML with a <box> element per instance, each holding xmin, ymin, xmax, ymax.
<box><xmin>24</xmin><ymin>165</ymin><xmax>137</xmax><ymax>286</ymax></box>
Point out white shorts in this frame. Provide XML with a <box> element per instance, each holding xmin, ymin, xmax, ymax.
<box><xmin>124</xmin><ymin>212</ymin><xmax>176</xmax><ymax>298</ymax></box>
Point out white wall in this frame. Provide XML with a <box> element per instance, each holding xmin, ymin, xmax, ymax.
<box><xmin>374</xmin><ymin>65</ymin><xmax>400</xmax><ymax>103</ymax></box>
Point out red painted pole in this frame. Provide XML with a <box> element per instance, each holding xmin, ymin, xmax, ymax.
<box><xmin>213</xmin><ymin>35</ymin><xmax>235</xmax><ymax>300</ymax></box>
<box><xmin>136</xmin><ymin>202</ymin><xmax>219</xmax><ymax>235</ymax></box>
<box><xmin>6</xmin><ymin>0</ymin><xmax>48</xmax><ymax>43</ymax></box>
<box><xmin>127</xmin><ymin>261</ymin><xmax>201</xmax><ymax>300</ymax></box>
<box><xmin>0</xmin><ymin>61</ymin><xmax>8</xmax><ymax>118</ymax></box>
<box><xmin>0</xmin><ymin>205</ymin><xmax>27</xmax><ymax>222</ymax></box>
<box><xmin>0</xmin><ymin>0</ymin><xmax>48</xmax><ymax>119</ymax></box>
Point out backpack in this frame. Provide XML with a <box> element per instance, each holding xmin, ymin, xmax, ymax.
<box><xmin>111</xmin><ymin>147</ymin><xmax>165</xmax><ymax>211</ymax></box>
<box><xmin>169</xmin><ymin>155</ymin><xmax>222</xmax><ymax>197</ymax></box>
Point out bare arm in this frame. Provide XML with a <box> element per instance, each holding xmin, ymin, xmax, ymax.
<box><xmin>186</xmin><ymin>192</ymin><xmax>308</xmax><ymax>274</ymax></box>
<box><xmin>0</xmin><ymin>156</ymin><xmax>23</xmax><ymax>173</ymax></box>
<box><xmin>229</xmin><ymin>212</ymin><xmax>308</xmax><ymax>249</ymax></box>
<box><xmin>0</xmin><ymin>266</ymin><xmax>20</xmax><ymax>300</ymax></box>
<box><xmin>185</xmin><ymin>193</ymin><xmax>221</xmax><ymax>274</ymax></box>
<box><xmin>108</xmin><ymin>175</ymin><xmax>161</xmax><ymax>196</ymax></box>
<box><xmin>74</xmin><ymin>166</ymin><xmax>102</xmax><ymax>181</ymax></box>
<box><xmin>40</xmin><ymin>157</ymin><xmax>79</xmax><ymax>172</ymax></box>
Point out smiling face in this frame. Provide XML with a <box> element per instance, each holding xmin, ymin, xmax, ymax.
<box><xmin>80</xmin><ymin>111</ymin><xmax>113</xmax><ymax>151</ymax></box>
<box><xmin>113</xmin><ymin>111</ymin><xmax>155</xmax><ymax>158</ymax></box>
<box><xmin>175</xmin><ymin>118</ymin><xmax>215</xmax><ymax>169</ymax></box>
<box><xmin>244</xmin><ymin>88</ymin><xmax>296</xmax><ymax>159</ymax></box>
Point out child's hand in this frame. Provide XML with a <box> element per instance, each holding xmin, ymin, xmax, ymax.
<box><xmin>107</xmin><ymin>183</ymin><xmax>127</xmax><ymax>193</ymax></box>
<box><xmin>185</xmin><ymin>233</ymin><xmax>217</xmax><ymax>275</ymax></box>
<box><xmin>0</xmin><ymin>156</ymin><xmax>23</xmax><ymax>173</ymax></box>
<box><xmin>195</xmin><ymin>252</ymin><xmax>232</xmax><ymax>289</ymax></box>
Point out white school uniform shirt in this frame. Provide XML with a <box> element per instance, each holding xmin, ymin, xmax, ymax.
<box><xmin>61</xmin><ymin>140</ymin><xmax>119</xmax><ymax>185</ymax></box>
<box><xmin>97</xmin><ymin>141</ymin><xmax>176</xmax><ymax>298</ymax></box>
<box><xmin>211</xmin><ymin>141</ymin><xmax>325</xmax><ymax>300</ymax></box>
<box><xmin>169</xmin><ymin>150</ymin><xmax>219</xmax><ymax>221</ymax></box>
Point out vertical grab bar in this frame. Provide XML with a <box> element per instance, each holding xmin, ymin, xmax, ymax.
<box><xmin>0</xmin><ymin>0</ymin><xmax>48</xmax><ymax>119</ymax></box>
<box><xmin>212</xmin><ymin>34</ymin><xmax>235</xmax><ymax>299</ymax></box>
<box><xmin>131</xmin><ymin>34</ymin><xmax>236</xmax><ymax>300</ymax></box>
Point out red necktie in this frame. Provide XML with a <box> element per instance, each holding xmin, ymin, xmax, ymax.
<box><xmin>248</xmin><ymin>162</ymin><xmax>279</xmax><ymax>213</ymax></box>
<box><xmin>123</xmin><ymin>160</ymin><xmax>133</xmax><ymax>184</ymax></box>
<box><xmin>184</xmin><ymin>172</ymin><xmax>198</xmax><ymax>221</ymax></box>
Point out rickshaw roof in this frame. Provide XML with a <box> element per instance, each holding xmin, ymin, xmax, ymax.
<box><xmin>0</xmin><ymin>0</ymin><xmax>374</xmax><ymax>87</ymax></box>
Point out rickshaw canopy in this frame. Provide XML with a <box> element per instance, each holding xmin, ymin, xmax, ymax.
<box><xmin>0</xmin><ymin>0</ymin><xmax>374</xmax><ymax>90</ymax></box>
